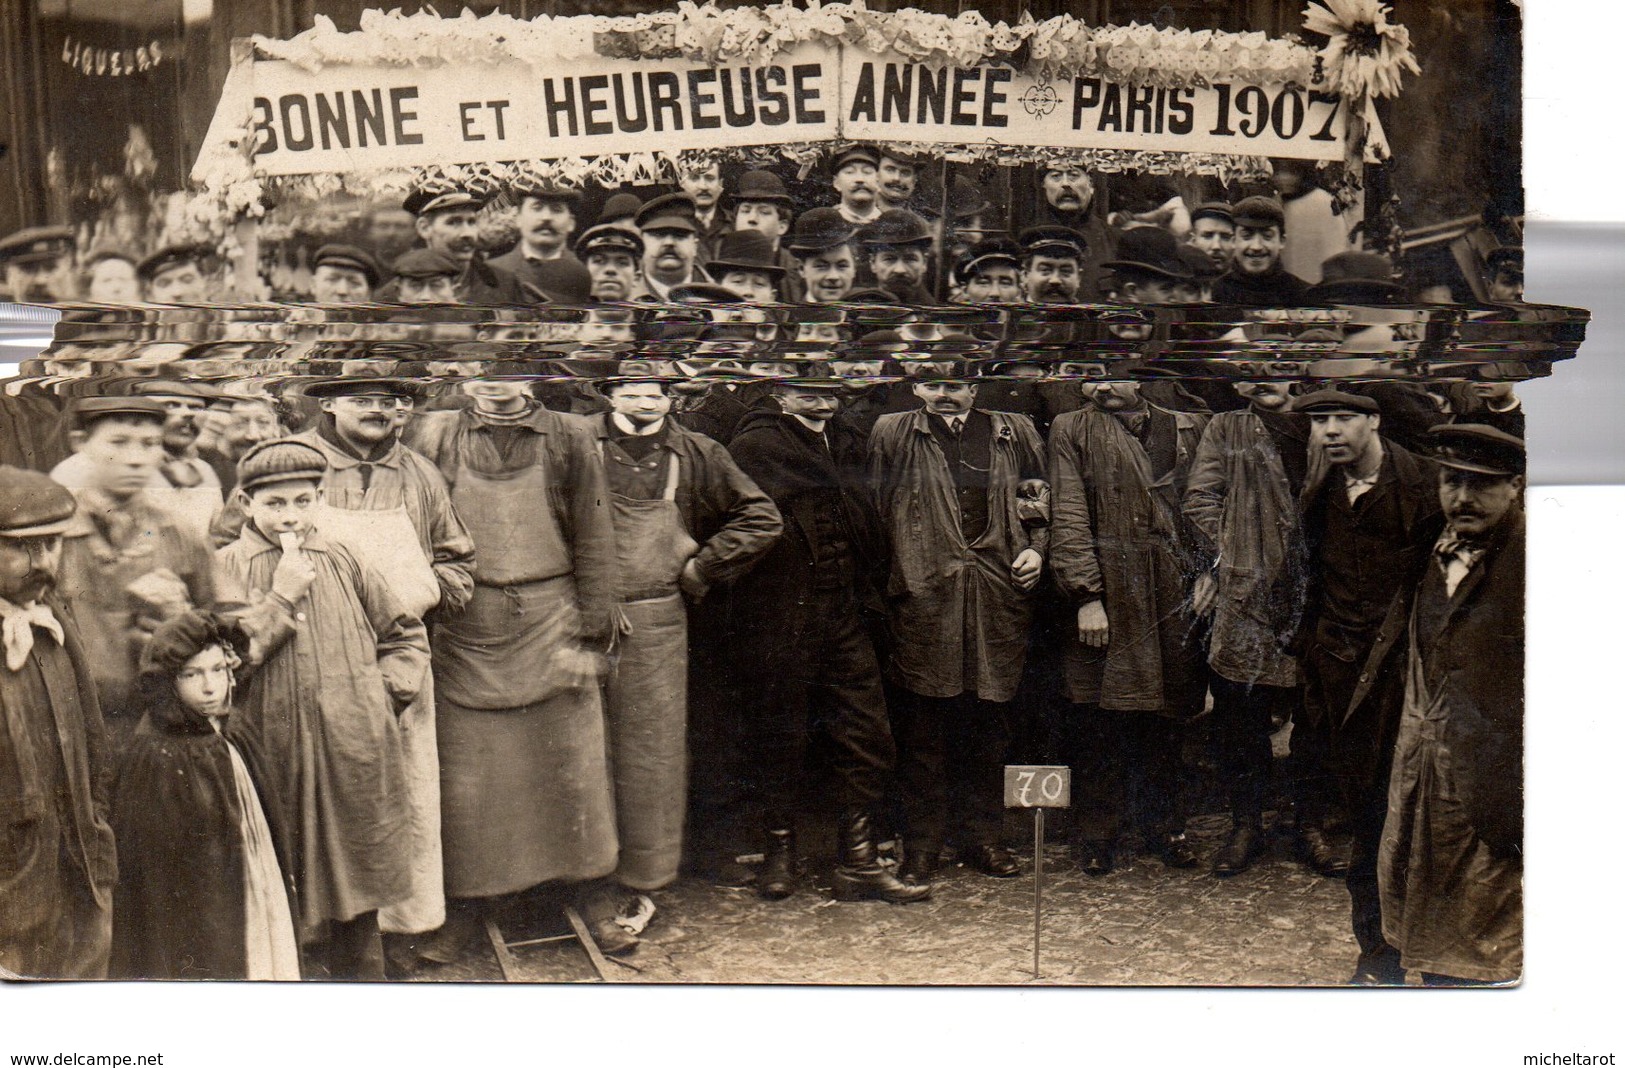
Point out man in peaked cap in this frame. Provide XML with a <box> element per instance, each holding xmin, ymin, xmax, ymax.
<box><xmin>830</xmin><ymin>145</ymin><xmax>884</xmax><ymax>227</ymax></box>
<box><xmin>0</xmin><ymin>464</ymin><xmax>121</xmax><ymax>980</ymax></box>
<box><xmin>576</xmin><ymin>224</ymin><xmax>646</xmax><ymax>302</ymax></box>
<box><xmin>310</xmin><ymin>244</ymin><xmax>381</xmax><ymax>304</ymax></box>
<box><xmin>1186</xmin><ymin>202</ymin><xmax>1236</xmax><ymax>273</ymax></box>
<box><xmin>137</xmin><ymin>244</ymin><xmax>212</xmax><ymax>303</ymax></box>
<box><xmin>489</xmin><ymin>180</ymin><xmax>588</xmax><ymax>303</ymax></box>
<box><xmin>585</xmin><ymin>361</ymin><xmax>781</xmax><ymax>930</ymax></box>
<box><xmin>1484</xmin><ymin>246</ymin><xmax>1523</xmax><ymax>303</ymax></box>
<box><xmin>786</xmin><ymin>208</ymin><xmax>858</xmax><ymax>305</ymax></box>
<box><xmin>858</xmin><ymin>209</ymin><xmax>938</xmax><ymax>305</ymax></box>
<box><xmin>392</xmin><ymin>188</ymin><xmax>527</xmax><ymax>305</ymax></box>
<box><xmin>0</xmin><ymin>225</ymin><xmax>76</xmax><ymax>302</ymax></box>
<box><xmin>1018</xmin><ymin>225</ymin><xmax>1089</xmax><ymax>304</ymax></box>
<box><xmin>634</xmin><ymin>193</ymin><xmax>711</xmax><ymax>301</ymax></box>
<box><xmin>1375</xmin><ymin>424</ymin><xmax>1525</xmax><ymax>986</ymax></box>
<box><xmin>1291</xmin><ymin>388</ymin><xmax>1444</xmax><ymax>985</ymax></box>
<box><xmin>953</xmin><ymin>237</ymin><xmax>1024</xmax><ymax>304</ymax></box>
<box><xmin>1211</xmin><ymin>196</ymin><xmax>1310</xmax><ymax>306</ymax></box>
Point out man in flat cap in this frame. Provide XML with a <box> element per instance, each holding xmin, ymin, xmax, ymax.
<box><xmin>1185</xmin><ymin>202</ymin><xmax>1236</xmax><ymax>275</ymax></box>
<box><xmin>1292</xmin><ymin>389</ymin><xmax>1443</xmax><ymax>984</ymax></box>
<box><xmin>830</xmin><ymin>146</ymin><xmax>884</xmax><ymax>227</ymax></box>
<box><xmin>858</xmin><ymin>209</ymin><xmax>938</xmax><ymax>305</ymax></box>
<box><xmin>50</xmin><ymin>397</ymin><xmax>215</xmax><ymax>752</ymax></box>
<box><xmin>0</xmin><ymin>465</ymin><xmax>117</xmax><ymax>978</ymax></box>
<box><xmin>953</xmin><ymin>237</ymin><xmax>1024</xmax><ymax>305</ymax></box>
<box><xmin>1019</xmin><ymin>226</ymin><xmax>1089</xmax><ymax>304</ymax></box>
<box><xmin>388</xmin><ymin>189</ymin><xmax>527</xmax><ymax>304</ymax></box>
<box><xmin>1211</xmin><ymin>196</ymin><xmax>1310</xmax><ymax>306</ymax></box>
<box><xmin>1374</xmin><ymin>424</ymin><xmax>1525</xmax><ymax>986</ymax></box>
<box><xmin>1484</xmin><ymin>247</ymin><xmax>1523</xmax><ymax>303</ymax></box>
<box><xmin>633</xmin><ymin>194</ymin><xmax>712</xmax><ymax>301</ymax></box>
<box><xmin>786</xmin><ymin>208</ymin><xmax>858</xmax><ymax>305</ymax></box>
<box><xmin>387</xmin><ymin>248</ymin><xmax>463</xmax><ymax>304</ymax></box>
<box><xmin>489</xmin><ymin>182</ymin><xmax>591</xmax><ymax>303</ymax></box>
<box><xmin>137</xmin><ymin>244</ymin><xmax>211</xmax><ymax>303</ymax></box>
<box><xmin>576</xmin><ymin>224</ymin><xmax>646</xmax><ymax>302</ymax></box>
<box><xmin>0</xmin><ymin>225</ymin><xmax>77</xmax><ymax>302</ymax></box>
<box><xmin>869</xmin><ymin>363</ymin><xmax>1050</xmax><ymax>889</ymax></box>
<box><xmin>310</xmin><ymin>244</ymin><xmax>381</xmax><ymax>304</ymax></box>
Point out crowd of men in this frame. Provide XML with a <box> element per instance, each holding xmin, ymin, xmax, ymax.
<box><xmin>0</xmin><ymin>151</ymin><xmax>1527</xmax><ymax>988</ymax></box>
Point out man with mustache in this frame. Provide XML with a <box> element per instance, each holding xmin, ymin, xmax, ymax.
<box><xmin>379</xmin><ymin>190</ymin><xmax>527</xmax><ymax>305</ymax></box>
<box><xmin>49</xmin><ymin>398</ymin><xmax>216</xmax><ymax>752</ymax></box>
<box><xmin>1183</xmin><ymin>380</ymin><xmax>1332</xmax><ymax>877</ymax></box>
<box><xmin>877</xmin><ymin>149</ymin><xmax>921</xmax><ymax>211</ymax></box>
<box><xmin>858</xmin><ymin>209</ymin><xmax>939</xmax><ymax>305</ymax></box>
<box><xmin>1048</xmin><ymin>378</ymin><xmax>1210</xmax><ymax>876</ymax></box>
<box><xmin>869</xmin><ymin>364</ymin><xmax>1050</xmax><ymax>889</ymax></box>
<box><xmin>678</xmin><ymin>160</ymin><xmax>729</xmax><ymax>264</ymax></box>
<box><xmin>292</xmin><ymin>378</ymin><xmax>476</xmax><ymax>960</ymax></box>
<box><xmin>632</xmin><ymin>194</ymin><xmax>711</xmax><ymax>301</ymax></box>
<box><xmin>0</xmin><ymin>226</ymin><xmax>76</xmax><ymax>302</ymax></box>
<box><xmin>489</xmin><ymin>181</ymin><xmax>592</xmax><ymax>304</ymax></box>
<box><xmin>1374</xmin><ymin>425</ymin><xmax>1525</xmax><ymax>986</ymax></box>
<box><xmin>137</xmin><ymin>245</ymin><xmax>211</xmax><ymax>303</ymax></box>
<box><xmin>830</xmin><ymin>146</ymin><xmax>884</xmax><ymax>227</ymax></box>
<box><xmin>1034</xmin><ymin>161</ymin><xmax>1110</xmax><ymax>299</ymax></box>
<box><xmin>1292</xmin><ymin>389</ymin><xmax>1443</xmax><ymax>985</ymax></box>
<box><xmin>1211</xmin><ymin>196</ymin><xmax>1310</xmax><ymax>306</ymax></box>
<box><xmin>0</xmin><ymin>465</ymin><xmax>117</xmax><ymax>978</ymax></box>
<box><xmin>1019</xmin><ymin>226</ymin><xmax>1089</xmax><ymax>304</ymax></box>
<box><xmin>575</xmin><ymin>224</ymin><xmax>645</xmax><ymax>303</ymax></box>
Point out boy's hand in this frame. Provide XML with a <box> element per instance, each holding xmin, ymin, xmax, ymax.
<box><xmin>271</xmin><ymin>535</ymin><xmax>317</xmax><ymax>606</ymax></box>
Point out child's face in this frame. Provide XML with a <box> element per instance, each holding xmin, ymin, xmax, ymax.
<box><xmin>175</xmin><ymin>644</ymin><xmax>232</xmax><ymax>718</ymax></box>
<box><xmin>244</xmin><ymin>479</ymin><xmax>323</xmax><ymax>538</ymax></box>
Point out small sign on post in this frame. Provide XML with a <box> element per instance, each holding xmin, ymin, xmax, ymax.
<box><xmin>1005</xmin><ymin>765</ymin><xmax>1071</xmax><ymax>981</ymax></box>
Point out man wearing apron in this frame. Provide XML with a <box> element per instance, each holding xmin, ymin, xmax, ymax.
<box><xmin>588</xmin><ymin>365</ymin><xmax>782</xmax><ymax>950</ymax></box>
<box><xmin>406</xmin><ymin>376</ymin><xmax>619</xmax><ymax>962</ymax></box>
<box><xmin>293</xmin><ymin>378</ymin><xmax>476</xmax><ymax>960</ymax></box>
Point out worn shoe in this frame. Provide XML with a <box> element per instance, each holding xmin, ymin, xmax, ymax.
<box><xmin>899</xmin><ymin>844</ymin><xmax>941</xmax><ymax>888</ymax></box>
<box><xmin>1211</xmin><ymin>824</ymin><xmax>1265</xmax><ymax>876</ymax></box>
<box><xmin>1299</xmin><ymin>827</ymin><xmax>1352</xmax><ymax>877</ymax></box>
<box><xmin>416</xmin><ymin>906</ymin><xmax>480</xmax><ymax>966</ymax></box>
<box><xmin>833</xmin><ymin>811</ymin><xmax>932</xmax><ymax>904</ymax></box>
<box><xmin>589</xmin><ymin>918</ymin><xmax>640</xmax><ymax>957</ymax></box>
<box><xmin>758</xmin><ymin>828</ymin><xmax>799</xmax><ymax>900</ymax></box>
<box><xmin>1078</xmin><ymin>840</ymin><xmax>1114</xmax><ymax>877</ymax></box>
<box><xmin>1349</xmin><ymin>948</ymin><xmax>1407</xmax><ymax>986</ymax></box>
<box><xmin>1155</xmin><ymin>832</ymin><xmax>1200</xmax><ymax>869</ymax></box>
<box><xmin>965</xmin><ymin>844</ymin><xmax>1021</xmax><ymax>878</ymax></box>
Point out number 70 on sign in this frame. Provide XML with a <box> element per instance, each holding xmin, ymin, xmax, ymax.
<box><xmin>1004</xmin><ymin>766</ymin><xmax>1071</xmax><ymax>809</ymax></box>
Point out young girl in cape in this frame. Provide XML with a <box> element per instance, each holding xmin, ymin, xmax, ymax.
<box><xmin>109</xmin><ymin>610</ymin><xmax>300</xmax><ymax>980</ymax></box>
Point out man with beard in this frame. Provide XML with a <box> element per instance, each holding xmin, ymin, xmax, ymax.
<box><xmin>381</xmin><ymin>190</ymin><xmax>526</xmax><ymax>304</ymax></box>
<box><xmin>953</xmin><ymin>238</ymin><xmax>1024</xmax><ymax>305</ymax></box>
<box><xmin>293</xmin><ymin>379</ymin><xmax>476</xmax><ymax>954</ymax></box>
<box><xmin>678</xmin><ymin>160</ymin><xmax>729</xmax><ymax>263</ymax></box>
<box><xmin>1182</xmin><ymin>380</ymin><xmax>1328</xmax><ymax>876</ymax></box>
<box><xmin>1211</xmin><ymin>196</ymin><xmax>1310</xmax><ymax>306</ymax></box>
<box><xmin>1185</xmin><ymin>202</ymin><xmax>1236</xmax><ymax>275</ymax></box>
<box><xmin>858</xmin><ymin>210</ymin><xmax>939</xmax><ymax>304</ymax></box>
<box><xmin>0</xmin><ymin>466</ymin><xmax>118</xmax><ymax>978</ymax></box>
<box><xmin>877</xmin><ymin>149</ymin><xmax>921</xmax><ymax>211</ymax></box>
<box><xmin>1019</xmin><ymin>226</ymin><xmax>1089</xmax><ymax>304</ymax></box>
<box><xmin>830</xmin><ymin>146</ymin><xmax>884</xmax><ymax>227</ymax></box>
<box><xmin>587</xmin><ymin>367</ymin><xmax>781</xmax><ymax>944</ymax></box>
<box><xmin>869</xmin><ymin>366</ymin><xmax>1050</xmax><ymax>888</ymax></box>
<box><xmin>309</xmin><ymin>245</ymin><xmax>380</xmax><ymax>304</ymax></box>
<box><xmin>727</xmin><ymin>372</ymin><xmax>928</xmax><ymax>905</ymax></box>
<box><xmin>1374</xmin><ymin>425</ymin><xmax>1525</xmax><ymax>986</ymax></box>
<box><xmin>489</xmin><ymin>182</ymin><xmax>592</xmax><ymax>304</ymax></box>
<box><xmin>1048</xmin><ymin>379</ymin><xmax>1210</xmax><ymax>876</ymax></box>
<box><xmin>576</xmin><ymin>224</ymin><xmax>645</xmax><ymax>303</ymax></box>
<box><xmin>405</xmin><ymin>376</ymin><xmax>620</xmax><ymax>959</ymax></box>
<box><xmin>786</xmin><ymin>208</ymin><xmax>858</xmax><ymax>305</ymax></box>
<box><xmin>0</xmin><ymin>227</ymin><xmax>76</xmax><ymax>302</ymax></box>
<box><xmin>633</xmin><ymin>194</ymin><xmax>711</xmax><ymax>300</ymax></box>
<box><xmin>49</xmin><ymin>399</ymin><xmax>215</xmax><ymax>752</ymax></box>
<box><xmin>137</xmin><ymin>245</ymin><xmax>211</xmax><ymax>303</ymax></box>
<box><xmin>1292</xmin><ymin>389</ymin><xmax>1442</xmax><ymax>985</ymax></box>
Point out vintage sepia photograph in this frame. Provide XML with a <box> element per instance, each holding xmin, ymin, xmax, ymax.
<box><xmin>0</xmin><ymin>0</ymin><xmax>1588</xmax><ymax>1020</ymax></box>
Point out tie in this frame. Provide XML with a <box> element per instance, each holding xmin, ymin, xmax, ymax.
<box><xmin>948</xmin><ymin>417</ymin><xmax>964</xmax><ymax>438</ymax></box>
<box><xmin>0</xmin><ymin>597</ymin><xmax>66</xmax><ymax>672</ymax></box>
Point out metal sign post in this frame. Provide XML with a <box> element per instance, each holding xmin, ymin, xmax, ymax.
<box><xmin>1004</xmin><ymin>765</ymin><xmax>1072</xmax><ymax>981</ymax></box>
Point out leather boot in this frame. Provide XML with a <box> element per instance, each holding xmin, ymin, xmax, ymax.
<box><xmin>758</xmin><ymin>828</ymin><xmax>798</xmax><ymax>900</ymax></box>
<box><xmin>1212</xmin><ymin>822</ymin><xmax>1265</xmax><ymax>876</ymax></box>
<box><xmin>832</xmin><ymin>812</ymin><xmax>931</xmax><ymax>904</ymax></box>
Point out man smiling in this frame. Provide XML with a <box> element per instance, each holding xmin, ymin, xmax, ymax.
<box><xmin>1211</xmin><ymin>196</ymin><xmax>1310</xmax><ymax>306</ymax></box>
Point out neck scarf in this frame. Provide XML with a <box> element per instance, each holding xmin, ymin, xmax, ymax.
<box><xmin>0</xmin><ymin>595</ymin><xmax>65</xmax><ymax>672</ymax></box>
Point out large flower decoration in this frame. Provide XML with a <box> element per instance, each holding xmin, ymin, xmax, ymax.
<box><xmin>1303</xmin><ymin>0</ymin><xmax>1420</xmax><ymax>99</ymax></box>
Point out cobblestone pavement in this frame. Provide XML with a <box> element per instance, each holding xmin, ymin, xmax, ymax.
<box><xmin>392</xmin><ymin>810</ymin><xmax>1359</xmax><ymax>986</ymax></box>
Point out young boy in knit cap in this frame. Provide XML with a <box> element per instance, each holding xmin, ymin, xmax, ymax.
<box><xmin>215</xmin><ymin>438</ymin><xmax>430</xmax><ymax>980</ymax></box>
